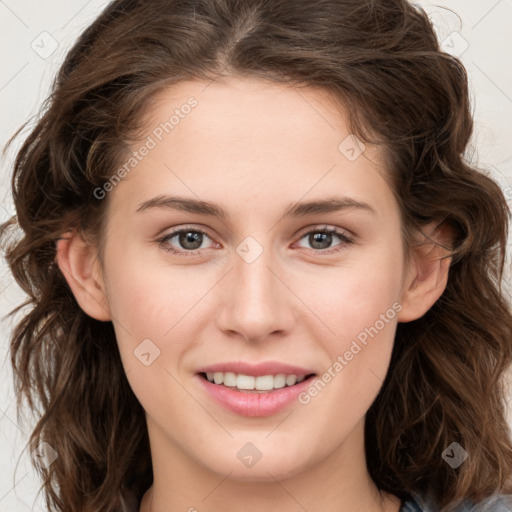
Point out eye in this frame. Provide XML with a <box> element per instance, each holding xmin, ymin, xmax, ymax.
<box><xmin>295</xmin><ymin>226</ymin><xmax>354</xmax><ymax>255</ymax></box>
<box><xmin>156</xmin><ymin>225</ymin><xmax>354</xmax><ymax>257</ymax></box>
<box><xmin>157</xmin><ymin>226</ymin><xmax>216</xmax><ymax>256</ymax></box>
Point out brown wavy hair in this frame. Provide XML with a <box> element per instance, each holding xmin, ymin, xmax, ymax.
<box><xmin>2</xmin><ymin>0</ymin><xmax>512</xmax><ymax>511</ymax></box>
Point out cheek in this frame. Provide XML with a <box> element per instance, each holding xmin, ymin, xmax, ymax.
<box><xmin>103</xmin><ymin>260</ymin><xmax>199</xmax><ymax>416</ymax></box>
<box><xmin>102</xmin><ymin>245</ymin><xmax>216</xmax><ymax>403</ymax></box>
<box><xmin>102</xmin><ymin>237</ymin><xmax>199</xmax><ymax>338</ymax></box>
<box><xmin>298</xmin><ymin>239</ymin><xmax>403</xmax><ymax>342</ymax></box>
<box><xmin>295</xmin><ymin>241</ymin><xmax>403</xmax><ymax>404</ymax></box>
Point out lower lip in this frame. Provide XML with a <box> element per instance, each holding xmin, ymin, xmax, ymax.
<box><xmin>196</xmin><ymin>374</ymin><xmax>316</xmax><ymax>417</ymax></box>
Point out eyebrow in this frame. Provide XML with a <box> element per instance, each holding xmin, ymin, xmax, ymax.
<box><xmin>135</xmin><ymin>194</ymin><xmax>376</xmax><ymax>218</ymax></box>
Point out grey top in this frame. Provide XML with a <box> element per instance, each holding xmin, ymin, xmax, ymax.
<box><xmin>400</xmin><ymin>491</ymin><xmax>512</xmax><ymax>511</ymax></box>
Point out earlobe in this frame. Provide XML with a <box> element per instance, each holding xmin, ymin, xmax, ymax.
<box><xmin>397</xmin><ymin>221</ymin><xmax>453</xmax><ymax>323</ymax></box>
<box><xmin>55</xmin><ymin>229</ymin><xmax>111</xmax><ymax>321</ymax></box>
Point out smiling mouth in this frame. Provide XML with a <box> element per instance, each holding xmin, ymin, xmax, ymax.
<box><xmin>198</xmin><ymin>372</ymin><xmax>316</xmax><ymax>393</ymax></box>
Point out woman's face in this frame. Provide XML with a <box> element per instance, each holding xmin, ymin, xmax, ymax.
<box><xmin>93</xmin><ymin>76</ymin><xmax>414</xmax><ymax>480</ymax></box>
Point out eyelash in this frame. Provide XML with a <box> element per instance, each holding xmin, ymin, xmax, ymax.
<box><xmin>156</xmin><ymin>225</ymin><xmax>355</xmax><ymax>257</ymax></box>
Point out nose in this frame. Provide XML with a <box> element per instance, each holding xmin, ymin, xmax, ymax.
<box><xmin>215</xmin><ymin>240</ymin><xmax>296</xmax><ymax>343</ymax></box>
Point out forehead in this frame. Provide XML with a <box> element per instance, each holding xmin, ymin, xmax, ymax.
<box><xmin>106</xmin><ymin>76</ymin><xmax>394</xmax><ymax>221</ymax></box>
<box><xmin>150</xmin><ymin>78</ymin><xmax>361</xmax><ymax>155</ymax></box>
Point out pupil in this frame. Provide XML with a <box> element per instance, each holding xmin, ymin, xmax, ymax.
<box><xmin>180</xmin><ymin>231</ymin><xmax>202</xmax><ymax>249</ymax></box>
<box><xmin>311</xmin><ymin>232</ymin><xmax>331</xmax><ymax>250</ymax></box>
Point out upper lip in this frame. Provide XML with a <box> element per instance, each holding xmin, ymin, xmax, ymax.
<box><xmin>196</xmin><ymin>361</ymin><xmax>316</xmax><ymax>377</ymax></box>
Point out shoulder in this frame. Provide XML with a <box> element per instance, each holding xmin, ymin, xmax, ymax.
<box><xmin>402</xmin><ymin>492</ymin><xmax>512</xmax><ymax>512</ymax></box>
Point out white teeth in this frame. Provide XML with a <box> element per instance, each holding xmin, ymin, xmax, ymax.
<box><xmin>285</xmin><ymin>375</ymin><xmax>297</xmax><ymax>386</ymax></box>
<box><xmin>204</xmin><ymin>372</ymin><xmax>309</xmax><ymax>391</ymax></box>
<box><xmin>237</xmin><ymin>374</ymin><xmax>255</xmax><ymax>389</ymax></box>
<box><xmin>255</xmin><ymin>375</ymin><xmax>274</xmax><ymax>390</ymax></box>
<box><xmin>273</xmin><ymin>374</ymin><xmax>286</xmax><ymax>388</ymax></box>
<box><xmin>223</xmin><ymin>372</ymin><xmax>237</xmax><ymax>386</ymax></box>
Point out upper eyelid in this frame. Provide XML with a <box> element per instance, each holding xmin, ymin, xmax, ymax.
<box><xmin>161</xmin><ymin>224</ymin><xmax>351</xmax><ymax>237</ymax></box>
<box><xmin>161</xmin><ymin>225</ymin><xmax>215</xmax><ymax>240</ymax></box>
<box><xmin>296</xmin><ymin>224</ymin><xmax>352</xmax><ymax>237</ymax></box>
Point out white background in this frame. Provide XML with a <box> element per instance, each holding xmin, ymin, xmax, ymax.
<box><xmin>1</xmin><ymin>1</ymin><xmax>512</xmax><ymax>510</ymax></box>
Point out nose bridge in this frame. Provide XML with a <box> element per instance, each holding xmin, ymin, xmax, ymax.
<box><xmin>216</xmin><ymin>235</ymin><xmax>294</xmax><ymax>342</ymax></box>
<box><xmin>236</xmin><ymin>243</ymin><xmax>275</xmax><ymax>303</ymax></box>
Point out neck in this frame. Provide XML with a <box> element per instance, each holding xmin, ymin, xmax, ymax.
<box><xmin>139</xmin><ymin>417</ymin><xmax>401</xmax><ymax>512</ymax></box>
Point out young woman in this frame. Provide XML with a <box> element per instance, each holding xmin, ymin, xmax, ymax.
<box><xmin>2</xmin><ymin>1</ymin><xmax>512</xmax><ymax>511</ymax></box>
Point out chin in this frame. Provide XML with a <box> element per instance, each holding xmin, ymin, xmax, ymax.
<box><xmin>221</xmin><ymin>464</ymin><xmax>304</xmax><ymax>483</ymax></box>
<box><xmin>200</xmin><ymin>448</ymin><xmax>312</xmax><ymax>482</ymax></box>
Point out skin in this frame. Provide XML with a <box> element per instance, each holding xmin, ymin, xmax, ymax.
<box><xmin>57</xmin><ymin>76</ymin><xmax>451</xmax><ymax>512</ymax></box>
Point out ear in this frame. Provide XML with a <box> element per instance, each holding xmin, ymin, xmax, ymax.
<box><xmin>397</xmin><ymin>220</ymin><xmax>453</xmax><ymax>323</ymax></box>
<box><xmin>55</xmin><ymin>229</ymin><xmax>111</xmax><ymax>321</ymax></box>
